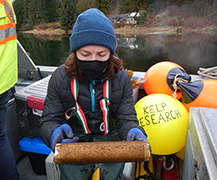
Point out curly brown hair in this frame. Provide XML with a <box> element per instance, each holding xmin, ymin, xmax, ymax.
<box><xmin>64</xmin><ymin>52</ymin><xmax>124</xmax><ymax>80</ymax></box>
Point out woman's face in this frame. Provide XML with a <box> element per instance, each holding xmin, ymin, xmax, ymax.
<box><xmin>76</xmin><ymin>45</ymin><xmax>111</xmax><ymax>61</ymax></box>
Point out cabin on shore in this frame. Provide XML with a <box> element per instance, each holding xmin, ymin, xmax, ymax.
<box><xmin>108</xmin><ymin>12</ymin><xmax>139</xmax><ymax>28</ymax></box>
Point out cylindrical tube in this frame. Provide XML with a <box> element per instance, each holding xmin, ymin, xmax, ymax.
<box><xmin>54</xmin><ymin>141</ymin><xmax>151</xmax><ymax>164</ymax></box>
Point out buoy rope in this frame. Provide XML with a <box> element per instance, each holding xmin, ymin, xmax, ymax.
<box><xmin>172</xmin><ymin>73</ymin><xmax>189</xmax><ymax>99</ymax></box>
<box><xmin>197</xmin><ymin>66</ymin><xmax>217</xmax><ymax>79</ymax></box>
<box><xmin>135</xmin><ymin>161</ymin><xmax>158</xmax><ymax>180</ymax></box>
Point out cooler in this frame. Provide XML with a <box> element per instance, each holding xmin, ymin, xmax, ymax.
<box><xmin>19</xmin><ymin>137</ymin><xmax>52</xmax><ymax>175</ymax></box>
<box><xmin>14</xmin><ymin>75</ymin><xmax>51</xmax><ymax>137</ymax></box>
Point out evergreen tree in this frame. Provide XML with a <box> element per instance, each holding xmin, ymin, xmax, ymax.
<box><xmin>59</xmin><ymin>0</ymin><xmax>78</xmax><ymax>32</ymax></box>
<box><xmin>76</xmin><ymin>0</ymin><xmax>98</xmax><ymax>13</ymax></box>
<box><xmin>135</xmin><ymin>10</ymin><xmax>147</xmax><ymax>25</ymax></box>
<box><xmin>96</xmin><ymin>0</ymin><xmax>110</xmax><ymax>14</ymax></box>
<box><xmin>28</xmin><ymin>0</ymin><xmax>41</xmax><ymax>27</ymax></box>
<box><xmin>117</xmin><ymin>0</ymin><xmax>148</xmax><ymax>13</ymax></box>
<box><xmin>13</xmin><ymin>0</ymin><xmax>26</xmax><ymax>27</ymax></box>
<box><xmin>39</xmin><ymin>0</ymin><xmax>59</xmax><ymax>23</ymax></box>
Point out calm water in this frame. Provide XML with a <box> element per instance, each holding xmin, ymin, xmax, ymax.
<box><xmin>18</xmin><ymin>32</ymin><xmax>217</xmax><ymax>74</ymax></box>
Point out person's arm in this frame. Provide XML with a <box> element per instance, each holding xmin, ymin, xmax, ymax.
<box><xmin>111</xmin><ymin>70</ymin><xmax>147</xmax><ymax>140</ymax></box>
<box><xmin>39</xmin><ymin>67</ymin><xmax>67</xmax><ymax>148</ymax></box>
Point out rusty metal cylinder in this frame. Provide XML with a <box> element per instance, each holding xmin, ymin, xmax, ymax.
<box><xmin>54</xmin><ymin>141</ymin><xmax>151</xmax><ymax>164</ymax></box>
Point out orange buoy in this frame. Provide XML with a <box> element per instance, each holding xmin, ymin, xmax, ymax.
<box><xmin>143</xmin><ymin>61</ymin><xmax>191</xmax><ymax>99</ymax></box>
<box><xmin>177</xmin><ymin>79</ymin><xmax>217</xmax><ymax>111</ymax></box>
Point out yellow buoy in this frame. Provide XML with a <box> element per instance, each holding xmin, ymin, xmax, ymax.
<box><xmin>175</xmin><ymin>147</ymin><xmax>185</xmax><ymax>160</ymax></box>
<box><xmin>135</xmin><ymin>94</ymin><xmax>189</xmax><ymax>155</ymax></box>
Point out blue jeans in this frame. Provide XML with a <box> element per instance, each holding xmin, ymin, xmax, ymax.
<box><xmin>0</xmin><ymin>90</ymin><xmax>19</xmax><ymax>180</ymax></box>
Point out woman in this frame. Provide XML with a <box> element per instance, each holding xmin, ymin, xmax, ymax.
<box><xmin>39</xmin><ymin>8</ymin><xmax>149</xmax><ymax>180</ymax></box>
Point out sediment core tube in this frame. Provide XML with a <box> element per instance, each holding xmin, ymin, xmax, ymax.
<box><xmin>54</xmin><ymin>141</ymin><xmax>151</xmax><ymax>164</ymax></box>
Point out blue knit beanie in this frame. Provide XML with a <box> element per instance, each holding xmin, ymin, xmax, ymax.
<box><xmin>69</xmin><ymin>8</ymin><xmax>117</xmax><ymax>54</ymax></box>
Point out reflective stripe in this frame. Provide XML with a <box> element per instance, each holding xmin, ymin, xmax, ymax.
<box><xmin>1</xmin><ymin>0</ymin><xmax>15</xmax><ymax>23</ymax></box>
<box><xmin>0</xmin><ymin>26</ymin><xmax>16</xmax><ymax>40</ymax></box>
<box><xmin>0</xmin><ymin>0</ymin><xmax>16</xmax><ymax>45</ymax></box>
<box><xmin>0</xmin><ymin>33</ymin><xmax>16</xmax><ymax>45</ymax></box>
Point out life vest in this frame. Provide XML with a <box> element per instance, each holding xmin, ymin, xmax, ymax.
<box><xmin>0</xmin><ymin>0</ymin><xmax>17</xmax><ymax>94</ymax></box>
<box><xmin>65</xmin><ymin>78</ymin><xmax>111</xmax><ymax>135</ymax></box>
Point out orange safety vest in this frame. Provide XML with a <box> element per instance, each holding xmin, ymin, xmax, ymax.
<box><xmin>0</xmin><ymin>0</ymin><xmax>17</xmax><ymax>94</ymax></box>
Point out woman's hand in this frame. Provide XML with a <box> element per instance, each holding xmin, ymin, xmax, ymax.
<box><xmin>126</xmin><ymin>128</ymin><xmax>151</xmax><ymax>152</ymax></box>
<box><xmin>51</xmin><ymin>124</ymin><xmax>79</xmax><ymax>151</ymax></box>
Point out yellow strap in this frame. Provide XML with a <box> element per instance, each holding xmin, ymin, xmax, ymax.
<box><xmin>91</xmin><ymin>168</ymin><xmax>100</xmax><ymax>180</ymax></box>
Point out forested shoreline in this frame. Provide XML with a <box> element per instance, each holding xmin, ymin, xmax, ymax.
<box><xmin>13</xmin><ymin>0</ymin><xmax>217</xmax><ymax>34</ymax></box>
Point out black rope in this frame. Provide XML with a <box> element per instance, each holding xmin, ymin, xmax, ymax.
<box><xmin>135</xmin><ymin>161</ymin><xmax>158</xmax><ymax>180</ymax></box>
<box><xmin>135</xmin><ymin>174</ymin><xmax>151</xmax><ymax>180</ymax></box>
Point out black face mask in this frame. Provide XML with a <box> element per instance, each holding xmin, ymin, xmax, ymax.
<box><xmin>76</xmin><ymin>55</ymin><xmax>110</xmax><ymax>80</ymax></box>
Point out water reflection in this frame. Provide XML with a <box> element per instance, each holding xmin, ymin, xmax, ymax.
<box><xmin>18</xmin><ymin>33</ymin><xmax>70</xmax><ymax>67</ymax></box>
<box><xmin>18</xmin><ymin>32</ymin><xmax>217</xmax><ymax>74</ymax></box>
<box><xmin>116</xmin><ymin>34</ymin><xmax>217</xmax><ymax>74</ymax></box>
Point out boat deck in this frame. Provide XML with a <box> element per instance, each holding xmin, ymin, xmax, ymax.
<box><xmin>17</xmin><ymin>155</ymin><xmax>46</xmax><ymax>180</ymax></box>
